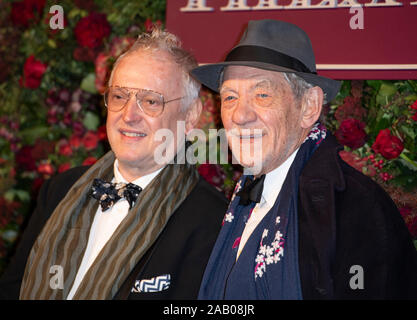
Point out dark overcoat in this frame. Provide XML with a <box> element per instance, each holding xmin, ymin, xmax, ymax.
<box><xmin>298</xmin><ymin>134</ymin><xmax>417</xmax><ymax>299</ymax></box>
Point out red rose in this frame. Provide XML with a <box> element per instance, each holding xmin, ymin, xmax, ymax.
<box><xmin>412</xmin><ymin>112</ymin><xmax>417</xmax><ymax>122</ymax></box>
<box><xmin>58</xmin><ymin>162</ymin><xmax>71</xmax><ymax>173</ymax></box>
<box><xmin>410</xmin><ymin>100</ymin><xmax>417</xmax><ymax>110</ymax></box>
<box><xmin>20</xmin><ymin>55</ymin><xmax>47</xmax><ymax>89</ymax></box>
<box><xmin>69</xmin><ymin>134</ymin><xmax>82</xmax><ymax>149</ymax></box>
<box><xmin>334</xmin><ymin>96</ymin><xmax>366</xmax><ymax>123</ymax></box>
<box><xmin>11</xmin><ymin>0</ymin><xmax>46</xmax><ymax>28</ymax></box>
<box><xmin>74</xmin><ymin>12</ymin><xmax>111</xmax><ymax>49</ymax></box>
<box><xmin>82</xmin><ymin>131</ymin><xmax>99</xmax><ymax>150</ymax></box>
<box><xmin>58</xmin><ymin>141</ymin><xmax>73</xmax><ymax>156</ymax></box>
<box><xmin>82</xmin><ymin>156</ymin><xmax>97</xmax><ymax>166</ymax></box>
<box><xmin>37</xmin><ymin>162</ymin><xmax>54</xmax><ymax>175</ymax></box>
<box><xmin>335</xmin><ymin>118</ymin><xmax>367</xmax><ymax>149</ymax></box>
<box><xmin>372</xmin><ymin>129</ymin><xmax>404</xmax><ymax>160</ymax></box>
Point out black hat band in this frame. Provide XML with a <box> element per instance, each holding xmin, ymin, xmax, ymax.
<box><xmin>225</xmin><ymin>45</ymin><xmax>317</xmax><ymax>75</ymax></box>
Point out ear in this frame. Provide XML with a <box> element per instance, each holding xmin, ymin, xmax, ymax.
<box><xmin>300</xmin><ymin>86</ymin><xmax>323</xmax><ymax>129</ymax></box>
<box><xmin>185</xmin><ymin>97</ymin><xmax>203</xmax><ymax>134</ymax></box>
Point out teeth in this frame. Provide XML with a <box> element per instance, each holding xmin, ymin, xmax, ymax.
<box><xmin>122</xmin><ymin>131</ymin><xmax>146</xmax><ymax>137</ymax></box>
<box><xmin>240</xmin><ymin>135</ymin><xmax>263</xmax><ymax>139</ymax></box>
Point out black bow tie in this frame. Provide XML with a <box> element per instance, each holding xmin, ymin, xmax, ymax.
<box><xmin>237</xmin><ymin>174</ymin><xmax>265</xmax><ymax>206</ymax></box>
<box><xmin>90</xmin><ymin>178</ymin><xmax>142</xmax><ymax>212</ymax></box>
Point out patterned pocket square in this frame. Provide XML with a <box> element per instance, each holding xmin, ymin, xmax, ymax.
<box><xmin>131</xmin><ymin>274</ymin><xmax>171</xmax><ymax>293</ymax></box>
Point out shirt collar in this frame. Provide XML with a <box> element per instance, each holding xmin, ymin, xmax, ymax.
<box><xmin>113</xmin><ymin>159</ymin><xmax>163</xmax><ymax>189</ymax></box>
<box><xmin>261</xmin><ymin>148</ymin><xmax>299</xmax><ymax>209</ymax></box>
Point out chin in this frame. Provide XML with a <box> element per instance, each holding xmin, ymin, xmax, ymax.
<box><xmin>232</xmin><ymin>153</ymin><xmax>264</xmax><ymax>176</ymax></box>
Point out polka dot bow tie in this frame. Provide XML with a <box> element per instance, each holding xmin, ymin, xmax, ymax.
<box><xmin>90</xmin><ymin>178</ymin><xmax>142</xmax><ymax>212</ymax></box>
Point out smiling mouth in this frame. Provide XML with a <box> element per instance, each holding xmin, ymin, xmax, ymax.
<box><xmin>121</xmin><ymin>130</ymin><xmax>147</xmax><ymax>137</ymax></box>
<box><xmin>228</xmin><ymin>128</ymin><xmax>265</xmax><ymax>140</ymax></box>
<box><xmin>238</xmin><ymin>134</ymin><xmax>264</xmax><ymax>139</ymax></box>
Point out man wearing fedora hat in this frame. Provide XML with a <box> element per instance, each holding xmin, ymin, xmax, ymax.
<box><xmin>192</xmin><ymin>19</ymin><xmax>417</xmax><ymax>299</ymax></box>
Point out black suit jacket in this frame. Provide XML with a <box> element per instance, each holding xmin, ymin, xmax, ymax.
<box><xmin>0</xmin><ymin>166</ymin><xmax>228</xmax><ymax>300</ymax></box>
<box><xmin>298</xmin><ymin>134</ymin><xmax>417</xmax><ymax>299</ymax></box>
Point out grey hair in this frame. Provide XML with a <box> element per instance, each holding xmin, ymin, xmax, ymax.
<box><xmin>282</xmin><ymin>72</ymin><xmax>328</xmax><ymax>105</ymax></box>
<box><xmin>108</xmin><ymin>27</ymin><xmax>201</xmax><ymax>112</ymax></box>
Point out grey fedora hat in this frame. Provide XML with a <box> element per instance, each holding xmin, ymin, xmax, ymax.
<box><xmin>191</xmin><ymin>19</ymin><xmax>340</xmax><ymax>102</ymax></box>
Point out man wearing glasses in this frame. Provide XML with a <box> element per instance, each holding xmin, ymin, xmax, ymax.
<box><xmin>0</xmin><ymin>28</ymin><xmax>227</xmax><ymax>300</ymax></box>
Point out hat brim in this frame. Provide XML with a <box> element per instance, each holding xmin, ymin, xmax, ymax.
<box><xmin>191</xmin><ymin>61</ymin><xmax>341</xmax><ymax>103</ymax></box>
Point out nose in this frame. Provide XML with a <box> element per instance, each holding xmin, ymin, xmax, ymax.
<box><xmin>121</xmin><ymin>96</ymin><xmax>143</xmax><ymax>123</ymax></box>
<box><xmin>231</xmin><ymin>95</ymin><xmax>257</xmax><ymax>126</ymax></box>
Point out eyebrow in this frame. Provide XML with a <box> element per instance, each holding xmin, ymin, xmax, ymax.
<box><xmin>253</xmin><ymin>79</ymin><xmax>275</xmax><ymax>90</ymax></box>
<box><xmin>220</xmin><ymin>79</ymin><xmax>276</xmax><ymax>94</ymax></box>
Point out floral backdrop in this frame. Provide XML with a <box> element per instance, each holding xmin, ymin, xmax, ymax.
<box><xmin>0</xmin><ymin>0</ymin><xmax>416</xmax><ymax>275</ymax></box>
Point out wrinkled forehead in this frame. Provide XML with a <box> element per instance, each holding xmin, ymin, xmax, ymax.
<box><xmin>221</xmin><ymin>65</ymin><xmax>288</xmax><ymax>91</ymax></box>
<box><xmin>113</xmin><ymin>50</ymin><xmax>180</xmax><ymax>79</ymax></box>
<box><xmin>111</xmin><ymin>49</ymin><xmax>184</xmax><ymax>95</ymax></box>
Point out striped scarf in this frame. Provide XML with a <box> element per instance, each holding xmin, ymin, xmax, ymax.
<box><xmin>20</xmin><ymin>151</ymin><xmax>199</xmax><ymax>299</ymax></box>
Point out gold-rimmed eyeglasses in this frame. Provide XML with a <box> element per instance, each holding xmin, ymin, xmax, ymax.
<box><xmin>103</xmin><ymin>86</ymin><xmax>185</xmax><ymax>117</ymax></box>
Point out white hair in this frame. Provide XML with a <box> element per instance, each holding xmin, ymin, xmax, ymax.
<box><xmin>282</xmin><ymin>72</ymin><xmax>328</xmax><ymax>105</ymax></box>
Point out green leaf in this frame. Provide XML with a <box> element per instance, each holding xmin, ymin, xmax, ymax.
<box><xmin>366</xmin><ymin>80</ymin><xmax>382</xmax><ymax>91</ymax></box>
<box><xmin>83</xmin><ymin>111</ymin><xmax>100</xmax><ymax>130</ymax></box>
<box><xmin>376</xmin><ymin>83</ymin><xmax>397</xmax><ymax>105</ymax></box>
<box><xmin>80</xmin><ymin>73</ymin><xmax>97</xmax><ymax>94</ymax></box>
<box><xmin>19</xmin><ymin>126</ymin><xmax>49</xmax><ymax>145</ymax></box>
<box><xmin>379</xmin><ymin>83</ymin><xmax>397</xmax><ymax>97</ymax></box>
<box><xmin>401</xmin><ymin>125</ymin><xmax>416</xmax><ymax>140</ymax></box>
<box><xmin>404</xmin><ymin>94</ymin><xmax>417</xmax><ymax>102</ymax></box>
<box><xmin>3</xmin><ymin>189</ymin><xmax>30</xmax><ymax>202</ymax></box>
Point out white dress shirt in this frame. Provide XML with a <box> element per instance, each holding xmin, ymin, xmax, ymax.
<box><xmin>67</xmin><ymin>160</ymin><xmax>162</xmax><ymax>299</ymax></box>
<box><xmin>236</xmin><ymin>149</ymin><xmax>299</xmax><ymax>260</ymax></box>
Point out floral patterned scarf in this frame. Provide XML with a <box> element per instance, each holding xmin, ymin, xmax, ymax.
<box><xmin>198</xmin><ymin>123</ymin><xmax>327</xmax><ymax>299</ymax></box>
